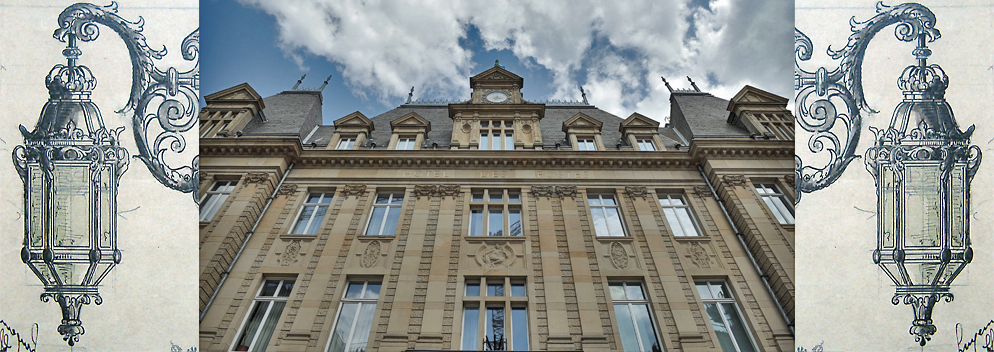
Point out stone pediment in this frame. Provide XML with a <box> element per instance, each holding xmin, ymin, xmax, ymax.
<box><xmin>562</xmin><ymin>112</ymin><xmax>603</xmax><ymax>133</ymax></box>
<box><xmin>620</xmin><ymin>112</ymin><xmax>660</xmax><ymax>134</ymax></box>
<box><xmin>470</xmin><ymin>65</ymin><xmax>524</xmax><ymax>88</ymax></box>
<box><xmin>334</xmin><ymin>111</ymin><xmax>373</xmax><ymax>128</ymax></box>
<box><xmin>204</xmin><ymin>83</ymin><xmax>263</xmax><ymax>103</ymax></box>
<box><xmin>390</xmin><ymin>112</ymin><xmax>431</xmax><ymax>133</ymax></box>
<box><xmin>728</xmin><ymin>85</ymin><xmax>789</xmax><ymax>107</ymax></box>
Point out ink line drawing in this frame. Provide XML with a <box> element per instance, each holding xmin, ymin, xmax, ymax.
<box><xmin>9</xmin><ymin>2</ymin><xmax>198</xmax><ymax>346</ymax></box>
<box><xmin>795</xmin><ymin>2</ymin><xmax>980</xmax><ymax>346</ymax></box>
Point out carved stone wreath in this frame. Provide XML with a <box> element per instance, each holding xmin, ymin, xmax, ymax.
<box><xmin>609</xmin><ymin>242</ymin><xmax>629</xmax><ymax>269</ymax></box>
<box><xmin>361</xmin><ymin>241</ymin><xmax>381</xmax><ymax>268</ymax></box>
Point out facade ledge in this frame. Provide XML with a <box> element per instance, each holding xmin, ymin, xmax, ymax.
<box><xmin>464</xmin><ymin>236</ymin><xmax>527</xmax><ymax>243</ymax></box>
<box><xmin>279</xmin><ymin>233</ymin><xmax>319</xmax><ymax>241</ymax></box>
<box><xmin>594</xmin><ymin>236</ymin><xmax>634</xmax><ymax>243</ymax></box>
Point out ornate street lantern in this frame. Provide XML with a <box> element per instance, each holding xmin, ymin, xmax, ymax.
<box><xmin>795</xmin><ymin>3</ymin><xmax>981</xmax><ymax>346</ymax></box>
<box><xmin>10</xmin><ymin>3</ymin><xmax>200</xmax><ymax>346</ymax></box>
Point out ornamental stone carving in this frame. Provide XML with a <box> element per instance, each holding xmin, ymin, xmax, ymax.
<box><xmin>688</xmin><ymin>242</ymin><xmax>712</xmax><ymax>269</ymax></box>
<box><xmin>694</xmin><ymin>185</ymin><xmax>713</xmax><ymax>199</ymax></box>
<box><xmin>476</xmin><ymin>243</ymin><xmax>514</xmax><ymax>268</ymax></box>
<box><xmin>623</xmin><ymin>186</ymin><xmax>649</xmax><ymax>199</ymax></box>
<box><xmin>413</xmin><ymin>184</ymin><xmax>463</xmax><ymax>199</ymax></box>
<box><xmin>279</xmin><ymin>240</ymin><xmax>301</xmax><ymax>266</ymax></box>
<box><xmin>530</xmin><ymin>185</ymin><xmax>577</xmax><ymax>199</ymax></box>
<box><xmin>723</xmin><ymin>175</ymin><xmax>747</xmax><ymax>187</ymax></box>
<box><xmin>242</xmin><ymin>172</ymin><xmax>269</xmax><ymax>184</ymax></box>
<box><xmin>784</xmin><ymin>174</ymin><xmax>796</xmax><ymax>188</ymax></box>
<box><xmin>361</xmin><ymin>241</ymin><xmax>381</xmax><ymax>268</ymax></box>
<box><xmin>343</xmin><ymin>184</ymin><xmax>367</xmax><ymax>197</ymax></box>
<box><xmin>276</xmin><ymin>184</ymin><xmax>298</xmax><ymax>196</ymax></box>
<box><xmin>610</xmin><ymin>242</ymin><xmax>629</xmax><ymax>269</ymax></box>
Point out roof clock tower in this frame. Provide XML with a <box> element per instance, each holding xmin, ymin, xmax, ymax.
<box><xmin>449</xmin><ymin>60</ymin><xmax>545</xmax><ymax>149</ymax></box>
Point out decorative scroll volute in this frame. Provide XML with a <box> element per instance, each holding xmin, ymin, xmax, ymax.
<box><xmin>530</xmin><ymin>185</ymin><xmax>577</xmax><ymax>199</ymax></box>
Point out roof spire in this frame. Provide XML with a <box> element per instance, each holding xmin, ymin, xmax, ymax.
<box><xmin>318</xmin><ymin>74</ymin><xmax>333</xmax><ymax>91</ymax></box>
<box><xmin>406</xmin><ymin>86</ymin><xmax>414</xmax><ymax>104</ymax></box>
<box><xmin>292</xmin><ymin>74</ymin><xmax>306</xmax><ymax>90</ymax></box>
<box><xmin>580</xmin><ymin>86</ymin><xmax>588</xmax><ymax>104</ymax></box>
<box><xmin>661</xmin><ymin>76</ymin><xmax>673</xmax><ymax>93</ymax></box>
<box><xmin>687</xmin><ymin>76</ymin><xmax>700</xmax><ymax>92</ymax></box>
<box><xmin>495</xmin><ymin>59</ymin><xmax>500</xmax><ymax>68</ymax></box>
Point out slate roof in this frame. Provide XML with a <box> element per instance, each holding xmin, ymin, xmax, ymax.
<box><xmin>668</xmin><ymin>92</ymin><xmax>750</xmax><ymax>140</ymax></box>
<box><xmin>242</xmin><ymin>91</ymin><xmax>323</xmax><ymax>140</ymax></box>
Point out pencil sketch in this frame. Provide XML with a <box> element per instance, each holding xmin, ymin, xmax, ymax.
<box><xmin>795</xmin><ymin>2</ymin><xmax>980</xmax><ymax>346</ymax></box>
<box><xmin>8</xmin><ymin>1</ymin><xmax>198</xmax><ymax>346</ymax></box>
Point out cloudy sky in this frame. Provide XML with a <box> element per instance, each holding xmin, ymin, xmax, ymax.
<box><xmin>201</xmin><ymin>0</ymin><xmax>793</xmax><ymax>124</ymax></box>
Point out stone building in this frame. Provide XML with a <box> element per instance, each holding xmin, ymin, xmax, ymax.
<box><xmin>198</xmin><ymin>65</ymin><xmax>795</xmax><ymax>352</ymax></box>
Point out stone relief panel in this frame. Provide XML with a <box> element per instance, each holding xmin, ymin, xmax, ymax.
<box><xmin>413</xmin><ymin>184</ymin><xmax>463</xmax><ymax>199</ymax></box>
<box><xmin>352</xmin><ymin>239</ymin><xmax>391</xmax><ymax>269</ymax></box>
<box><xmin>693</xmin><ymin>185</ymin><xmax>713</xmax><ymax>199</ymax></box>
<box><xmin>530</xmin><ymin>185</ymin><xmax>577</xmax><ymax>199</ymax></box>
<box><xmin>681</xmin><ymin>241</ymin><xmax>722</xmax><ymax>270</ymax></box>
<box><xmin>276</xmin><ymin>183</ymin><xmax>298</xmax><ymax>196</ymax></box>
<box><xmin>609</xmin><ymin>242</ymin><xmax>629</xmax><ymax>269</ymax></box>
<box><xmin>268</xmin><ymin>239</ymin><xmax>309</xmax><ymax>267</ymax></box>
<box><xmin>278</xmin><ymin>240</ymin><xmax>302</xmax><ymax>266</ymax></box>
<box><xmin>722</xmin><ymin>174</ymin><xmax>747</xmax><ymax>187</ymax></box>
<box><xmin>360</xmin><ymin>240</ymin><xmax>381</xmax><ymax>268</ymax></box>
<box><xmin>599</xmin><ymin>241</ymin><xmax>639</xmax><ymax>270</ymax></box>
<box><xmin>242</xmin><ymin>172</ymin><xmax>270</xmax><ymax>184</ymax></box>
<box><xmin>623</xmin><ymin>185</ymin><xmax>649</xmax><ymax>200</ymax></box>
<box><xmin>470</xmin><ymin>243</ymin><xmax>519</xmax><ymax>269</ymax></box>
<box><xmin>342</xmin><ymin>184</ymin><xmax>367</xmax><ymax>197</ymax></box>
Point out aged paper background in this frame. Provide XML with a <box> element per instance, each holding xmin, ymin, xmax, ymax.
<box><xmin>796</xmin><ymin>0</ymin><xmax>994</xmax><ymax>350</ymax></box>
<box><xmin>0</xmin><ymin>1</ymin><xmax>198</xmax><ymax>350</ymax></box>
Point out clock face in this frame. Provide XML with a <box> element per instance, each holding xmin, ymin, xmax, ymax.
<box><xmin>486</xmin><ymin>91</ymin><xmax>508</xmax><ymax>103</ymax></box>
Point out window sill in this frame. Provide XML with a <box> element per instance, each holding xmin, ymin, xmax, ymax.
<box><xmin>464</xmin><ymin>236</ymin><xmax>527</xmax><ymax>243</ymax></box>
<box><xmin>199</xmin><ymin>221</ymin><xmax>211</xmax><ymax>228</ymax></box>
<box><xmin>358</xmin><ymin>235</ymin><xmax>395</xmax><ymax>242</ymax></box>
<box><xmin>779</xmin><ymin>223</ymin><xmax>795</xmax><ymax>231</ymax></box>
<box><xmin>280</xmin><ymin>233</ymin><xmax>319</xmax><ymax>241</ymax></box>
<box><xmin>672</xmin><ymin>236</ymin><xmax>712</xmax><ymax>242</ymax></box>
<box><xmin>594</xmin><ymin>236</ymin><xmax>633</xmax><ymax>243</ymax></box>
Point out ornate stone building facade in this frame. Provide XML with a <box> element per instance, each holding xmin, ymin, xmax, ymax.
<box><xmin>198</xmin><ymin>66</ymin><xmax>795</xmax><ymax>351</ymax></box>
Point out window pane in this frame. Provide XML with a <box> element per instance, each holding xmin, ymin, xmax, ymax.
<box><xmin>250</xmin><ymin>301</ymin><xmax>284</xmax><ymax>352</ymax></box>
<box><xmin>625</xmin><ymin>284</ymin><xmax>644</xmax><ymax>300</ymax></box>
<box><xmin>710</xmin><ymin>283</ymin><xmax>730</xmax><ymax>299</ymax></box>
<box><xmin>328</xmin><ymin>302</ymin><xmax>358</xmax><ymax>352</ymax></box>
<box><xmin>463</xmin><ymin>308</ymin><xmax>479</xmax><ymax>350</ymax></box>
<box><xmin>609</xmin><ymin>283</ymin><xmax>626</xmax><ymax>300</ymax></box>
<box><xmin>292</xmin><ymin>206</ymin><xmax>315</xmax><ymax>234</ymax></box>
<box><xmin>614</xmin><ymin>304</ymin><xmax>640</xmax><ymax>352</ymax></box>
<box><xmin>705</xmin><ymin>303</ymin><xmax>737</xmax><ymax>352</ymax></box>
<box><xmin>486</xmin><ymin>307</ymin><xmax>505</xmax><ymax>344</ymax></box>
<box><xmin>466</xmin><ymin>282</ymin><xmax>480</xmax><ymax>296</ymax></box>
<box><xmin>508</xmin><ymin>192</ymin><xmax>520</xmax><ymax>202</ymax></box>
<box><xmin>390</xmin><ymin>193</ymin><xmax>404</xmax><ymax>203</ymax></box>
<box><xmin>511</xmin><ymin>284</ymin><xmax>526</xmax><ymax>297</ymax></box>
<box><xmin>490</xmin><ymin>191</ymin><xmax>503</xmax><ymax>202</ymax></box>
<box><xmin>588</xmin><ymin>196</ymin><xmax>602</xmax><ymax>206</ymax></box>
<box><xmin>663</xmin><ymin>208</ymin><xmax>686</xmax><ymax>237</ymax></box>
<box><xmin>278</xmin><ymin>280</ymin><xmax>295</xmax><ymax>297</ymax></box>
<box><xmin>375</xmin><ymin>194</ymin><xmax>390</xmax><ymax>204</ymax></box>
<box><xmin>364</xmin><ymin>283</ymin><xmax>381</xmax><ymax>299</ymax></box>
<box><xmin>365</xmin><ymin>207</ymin><xmax>386</xmax><ymax>236</ymax></box>
<box><xmin>762</xmin><ymin>197</ymin><xmax>787</xmax><ymax>224</ymax></box>
<box><xmin>261</xmin><ymin>280</ymin><xmax>280</xmax><ymax>297</ymax></box>
<box><xmin>480</xmin><ymin>133</ymin><xmax>489</xmax><ymax>150</ymax></box>
<box><xmin>675</xmin><ymin>208</ymin><xmax>699</xmax><ymax>236</ymax></box>
<box><xmin>349</xmin><ymin>303</ymin><xmax>377</xmax><ymax>352</ymax></box>
<box><xmin>632</xmin><ymin>304</ymin><xmax>660</xmax><ymax>352</ymax></box>
<box><xmin>505</xmin><ymin>133</ymin><xmax>513</xmax><ymax>150</ymax></box>
<box><xmin>511</xmin><ymin>308</ymin><xmax>528</xmax><ymax>351</ymax></box>
<box><xmin>721</xmin><ymin>303</ymin><xmax>756</xmax><ymax>352</ymax></box>
<box><xmin>601</xmin><ymin>195</ymin><xmax>617</xmax><ymax>205</ymax></box>
<box><xmin>382</xmin><ymin>206</ymin><xmax>402</xmax><ymax>236</ymax></box>
<box><xmin>306</xmin><ymin>206</ymin><xmax>328</xmax><ymax>234</ymax></box>
<box><xmin>345</xmin><ymin>283</ymin><xmax>364</xmax><ymax>299</ymax></box>
<box><xmin>592</xmin><ymin>209</ymin><xmax>609</xmax><ymax>237</ymax></box>
<box><xmin>472</xmin><ymin>192</ymin><xmax>484</xmax><ymax>202</ymax></box>
<box><xmin>470</xmin><ymin>209</ymin><xmax>483</xmax><ymax>236</ymax></box>
<box><xmin>605</xmin><ymin>208</ymin><xmax>624</xmax><ymax>237</ymax></box>
<box><xmin>695</xmin><ymin>284</ymin><xmax>713</xmax><ymax>299</ymax></box>
<box><xmin>509</xmin><ymin>210</ymin><xmax>522</xmax><ymax>237</ymax></box>
<box><xmin>489</xmin><ymin>209</ymin><xmax>504</xmax><ymax>236</ymax></box>
<box><xmin>488</xmin><ymin>283</ymin><xmax>504</xmax><ymax>297</ymax></box>
<box><xmin>233</xmin><ymin>301</ymin><xmax>269</xmax><ymax>351</ymax></box>
<box><xmin>770</xmin><ymin>197</ymin><xmax>795</xmax><ymax>224</ymax></box>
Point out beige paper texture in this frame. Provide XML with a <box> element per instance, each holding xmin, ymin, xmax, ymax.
<box><xmin>0</xmin><ymin>1</ymin><xmax>198</xmax><ymax>350</ymax></box>
<box><xmin>796</xmin><ymin>1</ymin><xmax>994</xmax><ymax>351</ymax></box>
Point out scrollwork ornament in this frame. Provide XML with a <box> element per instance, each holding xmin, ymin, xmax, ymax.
<box><xmin>276</xmin><ymin>184</ymin><xmax>298</xmax><ymax>196</ymax></box>
<box><xmin>795</xmin><ymin>2</ymin><xmax>940</xmax><ymax>202</ymax></box>
<box><xmin>342</xmin><ymin>184</ymin><xmax>367</xmax><ymax>197</ymax></box>
<box><xmin>693</xmin><ymin>185</ymin><xmax>713</xmax><ymax>199</ymax></box>
<box><xmin>623</xmin><ymin>186</ymin><xmax>649</xmax><ymax>199</ymax></box>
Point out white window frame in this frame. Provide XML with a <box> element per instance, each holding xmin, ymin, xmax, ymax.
<box><xmin>609</xmin><ymin>281</ymin><xmax>663</xmax><ymax>352</ymax></box>
<box><xmin>462</xmin><ymin>277</ymin><xmax>529</xmax><ymax>351</ymax></box>
<box><xmin>588</xmin><ymin>193</ymin><xmax>627</xmax><ymax>237</ymax></box>
<box><xmin>200</xmin><ymin>180</ymin><xmax>237</xmax><ymax>222</ymax></box>
<box><xmin>696</xmin><ymin>281</ymin><xmax>758</xmax><ymax>352</ymax></box>
<box><xmin>363</xmin><ymin>192</ymin><xmax>405</xmax><ymax>236</ymax></box>
<box><xmin>336</xmin><ymin>137</ymin><xmax>356</xmax><ymax>150</ymax></box>
<box><xmin>479</xmin><ymin>120</ymin><xmax>514</xmax><ymax>150</ymax></box>
<box><xmin>576</xmin><ymin>138</ymin><xmax>597</xmax><ymax>151</ymax></box>
<box><xmin>201</xmin><ymin>120</ymin><xmax>218</xmax><ymax>138</ymax></box>
<box><xmin>325</xmin><ymin>280</ymin><xmax>381</xmax><ymax>352</ymax></box>
<box><xmin>468</xmin><ymin>189</ymin><xmax>523</xmax><ymax>237</ymax></box>
<box><xmin>636</xmin><ymin>138</ymin><xmax>657</xmax><ymax>151</ymax></box>
<box><xmin>754</xmin><ymin>183</ymin><xmax>794</xmax><ymax>225</ymax></box>
<box><xmin>658</xmin><ymin>194</ymin><xmax>703</xmax><ymax>237</ymax></box>
<box><xmin>230</xmin><ymin>278</ymin><xmax>295</xmax><ymax>352</ymax></box>
<box><xmin>289</xmin><ymin>192</ymin><xmax>334</xmax><ymax>235</ymax></box>
<box><xmin>396</xmin><ymin>137</ymin><xmax>416</xmax><ymax>150</ymax></box>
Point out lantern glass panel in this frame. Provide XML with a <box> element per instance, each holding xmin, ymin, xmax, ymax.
<box><xmin>53</xmin><ymin>165</ymin><xmax>91</xmax><ymax>248</ymax></box>
<box><xmin>880</xmin><ymin>262</ymin><xmax>904</xmax><ymax>285</ymax></box>
<box><xmin>907</xmin><ymin>263</ymin><xmax>941</xmax><ymax>286</ymax></box>
<box><xmin>951</xmin><ymin>165</ymin><xmax>965</xmax><ymax>247</ymax></box>
<box><xmin>54</xmin><ymin>263</ymin><xmax>84</xmax><ymax>286</ymax></box>
<box><xmin>28</xmin><ymin>165</ymin><xmax>44</xmax><ymax>247</ymax></box>
<box><xmin>99</xmin><ymin>167</ymin><xmax>113</xmax><ymax>249</ymax></box>
<box><xmin>881</xmin><ymin>167</ymin><xmax>895</xmax><ymax>248</ymax></box>
<box><xmin>904</xmin><ymin>165</ymin><xmax>942</xmax><ymax>248</ymax></box>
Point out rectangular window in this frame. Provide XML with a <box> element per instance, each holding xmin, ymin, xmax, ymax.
<box><xmin>463</xmin><ymin>277</ymin><xmax>528</xmax><ymax>351</ymax></box>
<box><xmin>201</xmin><ymin>120</ymin><xmax>218</xmax><ymax>138</ymax></box>
<box><xmin>396</xmin><ymin>138</ymin><xmax>416</xmax><ymax>150</ymax></box>
<box><xmin>637</xmin><ymin>139</ymin><xmax>657</xmax><ymax>151</ymax></box>
<box><xmin>200</xmin><ymin>180</ymin><xmax>236</xmax><ymax>222</ymax></box>
<box><xmin>327</xmin><ymin>281</ymin><xmax>381</xmax><ymax>352</ymax></box>
<box><xmin>291</xmin><ymin>192</ymin><xmax>333</xmax><ymax>235</ymax></box>
<box><xmin>336</xmin><ymin>137</ymin><xmax>356</xmax><ymax>150</ymax></box>
<box><xmin>696</xmin><ymin>281</ymin><xmax>757</xmax><ymax>352</ymax></box>
<box><xmin>755</xmin><ymin>183</ymin><xmax>794</xmax><ymax>225</ymax></box>
<box><xmin>588</xmin><ymin>194</ymin><xmax>626</xmax><ymax>237</ymax></box>
<box><xmin>231</xmin><ymin>278</ymin><xmax>294</xmax><ymax>352</ymax></box>
<box><xmin>658</xmin><ymin>194</ymin><xmax>703</xmax><ymax>237</ymax></box>
<box><xmin>213</xmin><ymin>120</ymin><xmax>231</xmax><ymax>137</ymax></box>
<box><xmin>577</xmin><ymin>138</ymin><xmax>596</xmax><ymax>151</ymax></box>
<box><xmin>469</xmin><ymin>189</ymin><xmax>522</xmax><ymax>237</ymax></box>
<box><xmin>479</xmin><ymin>120</ymin><xmax>514</xmax><ymax>150</ymax></box>
<box><xmin>610</xmin><ymin>282</ymin><xmax>662</xmax><ymax>352</ymax></box>
<box><xmin>364</xmin><ymin>192</ymin><xmax>404</xmax><ymax>236</ymax></box>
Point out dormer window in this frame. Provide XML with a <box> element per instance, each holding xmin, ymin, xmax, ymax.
<box><xmin>396</xmin><ymin>138</ymin><xmax>417</xmax><ymax>150</ymax></box>
<box><xmin>636</xmin><ymin>139</ymin><xmax>657</xmax><ymax>151</ymax></box>
<box><xmin>576</xmin><ymin>138</ymin><xmax>597</xmax><ymax>151</ymax></box>
<box><xmin>329</xmin><ymin>111</ymin><xmax>373</xmax><ymax>150</ymax></box>
<box><xmin>336</xmin><ymin>137</ymin><xmax>356</xmax><ymax>150</ymax></box>
<box><xmin>480</xmin><ymin>120</ymin><xmax>514</xmax><ymax>150</ymax></box>
<box><xmin>620</xmin><ymin>113</ymin><xmax>664</xmax><ymax>151</ymax></box>
<box><xmin>563</xmin><ymin>112</ymin><xmax>603</xmax><ymax>151</ymax></box>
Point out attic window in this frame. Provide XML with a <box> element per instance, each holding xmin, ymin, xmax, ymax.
<box><xmin>576</xmin><ymin>138</ymin><xmax>596</xmax><ymax>151</ymax></box>
<box><xmin>336</xmin><ymin>137</ymin><xmax>356</xmax><ymax>150</ymax></box>
<box><xmin>480</xmin><ymin>120</ymin><xmax>514</xmax><ymax>150</ymax></box>
<box><xmin>636</xmin><ymin>139</ymin><xmax>657</xmax><ymax>151</ymax></box>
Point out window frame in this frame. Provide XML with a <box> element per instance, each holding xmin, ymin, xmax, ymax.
<box><xmin>609</xmin><ymin>281</ymin><xmax>663</xmax><ymax>352</ymax></box>
<box><xmin>336</xmin><ymin>137</ymin><xmax>356</xmax><ymax>150</ymax></box>
<box><xmin>200</xmin><ymin>180</ymin><xmax>237</xmax><ymax>222</ymax></box>
<box><xmin>396</xmin><ymin>137</ymin><xmax>417</xmax><ymax>150</ymax></box>
<box><xmin>754</xmin><ymin>183</ymin><xmax>795</xmax><ymax>225</ymax></box>
<box><xmin>229</xmin><ymin>278</ymin><xmax>295</xmax><ymax>352</ymax></box>
<box><xmin>587</xmin><ymin>193</ymin><xmax>628</xmax><ymax>237</ymax></box>
<box><xmin>468</xmin><ymin>189</ymin><xmax>523</xmax><ymax>237</ymax></box>
<box><xmin>362</xmin><ymin>192</ymin><xmax>405</xmax><ymax>236</ymax></box>
<box><xmin>325</xmin><ymin>280</ymin><xmax>382</xmax><ymax>352</ymax></box>
<box><xmin>289</xmin><ymin>192</ymin><xmax>334</xmax><ymax>235</ymax></box>
<box><xmin>658</xmin><ymin>194</ymin><xmax>704</xmax><ymax>237</ymax></box>
<box><xmin>479</xmin><ymin>120</ymin><xmax>515</xmax><ymax>151</ymax></box>
<box><xmin>462</xmin><ymin>277</ymin><xmax>529</xmax><ymax>351</ymax></box>
<box><xmin>636</xmin><ymin>138</ymin><xmax>657</xmax><ymax>151</ymax></box>
<box><xmin>695</xmin><ymin>280</ymin><xmax>759</xmax><ymax>352</ymax></box>
<box><xmin>576</xmin><ymin>138</ymin><xmax>597</xmax><ymax>151</ymax></box>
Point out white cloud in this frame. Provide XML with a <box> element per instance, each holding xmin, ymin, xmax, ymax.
<box><xmin>240</xmin><ymin>0</ymin><xmax>793</xmax><ymax>119</ymax></box>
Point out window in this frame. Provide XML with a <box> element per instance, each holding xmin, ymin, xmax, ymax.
<box><xmin>231</xmin><ymin>279</ymin><xmax>294</xmax><ymax>352</ymax></box>
<box><xmin>201</xmin><ymin>120</ymin><xmax>218</xmax><ymax>138</ymax></box>
<box><xmin>658</xmin><ymin>194</ymin><xmax>702</xmax><ymax>237</ymax></box>
<box><xmin>213</xmin><ymin>120</ymin><xmax>231</xmax><ymax>137</ymax></box>
<box><xmin>327</xmin><ymin>281</ymin><xmax>381</xmax><ymax>352</ymax></box>
<box><xmin>754</xmin><ymin>183</ymin><xmax>794</xmax><ymax>225</ymax></box>
<box><xmin>200</xmin><ymin>180</ymin><xmax>236</xmax><ymax>222</ymax></box>
<box><xmin>463</xmin><ymin>278</ymin><xmax>528</xmax><ymax>351</ymax></box>
<box><xmin>755</xmin><ymin>113</ymin><xmax>793</xmax><ymax>141</ymax></box>
<box><xmin>636</xmin><ymin>139</ymin><xmax>657</xmax><ymax>151</ymax></box>
<box><xmin>610</xmin><ymin>282</ymin><xmax>662</xmax><ymax>352</ymax></box>
<box><xmin>364</xmin><ymin>192</ymin><xmax>404</xmax><ymax>236</ymax></box>
<box><xmin>290</xmin><ymin>192</ymin><xmax>333</xmax><ymax>235</ymax></box>
<box><xmin>396</xmin><ymin>138</ymin><xmax>416</xmax><ymax>150</ymax></box>
<box><xmin>336</xmin><ymin>137</ymin><xmax>356</xmax><ymax>150</ymax></box>
<box><xmin>480</xmin><ymin>120</ymin><xmax>514</xmax><ymax>150</ymax></box>
<box><xmin>696</xmin><ymin>281</ymin><xmax>757</xmax><ymax>352</ymax></box>
<box><xmin>588</xmin><ymin>194</ymin><xmax>626</xmax><ymax>237</ymax></box>
<box><xmin>577</xmin><ymin>138</ymin><xmax>596</xmax><ymax>151</ymax></box>
<box><xmin>469</xmin><ymin>189</ymin><xmax>522</xmax><ymax>237</ymax></box>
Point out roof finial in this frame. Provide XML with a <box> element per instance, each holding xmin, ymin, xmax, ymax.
<box><xmin>495</xmin><ymin>59</ymin><xmax>500</xmax><ymax>68</ymax></box>
<box><xmin>580</xmin><ymin>86</ymin><xmax>588</xmax><ymax>104</ymax></box>
<box><xmin>318</xmin><ymin>74</ymin><xmax>333</xmax><ymax>91</ymax></box>
<box><xmin>661</xmin><ymin>76</ymin><xmax>673</xmax><ymax>93</ymax></box>
<box><xmin>687</xmin><ymin>76</ymin><xmax>700</xmax><ymax>92</ymax></box>
<box><xmin>292</xmin><ymin>74</ymin><xmax>306</xmax><ymax>90</ymax></box>
<box><xmin>406</xmin><ymin>86</ymin><xmax>414</xmax><ymax>104</ymax></box>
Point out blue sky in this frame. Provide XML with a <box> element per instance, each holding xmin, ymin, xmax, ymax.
<box><xmin>200</xmin><ymin>0</ymin><xmax>793</xmax><ymax>125</ymax></box>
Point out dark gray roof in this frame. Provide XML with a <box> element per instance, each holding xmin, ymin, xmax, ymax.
<box><xmin>669</xmin><ymin>92</ymin><xmax>749</xmax><ymax>139</ymax></box>
<box><xmin>368</xmin><ymin>105</ymin><xmax>452</xmax><ymax>147</ymax></box>
<box><xmin>540</xmin><ymin>106</ymin><xmax>624</xmax><ymax>147</ymax></box>
<box><xmin>242</xmin><ymin>91</ymin><xmax>323</xmax><ymax>140</ymax></box>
